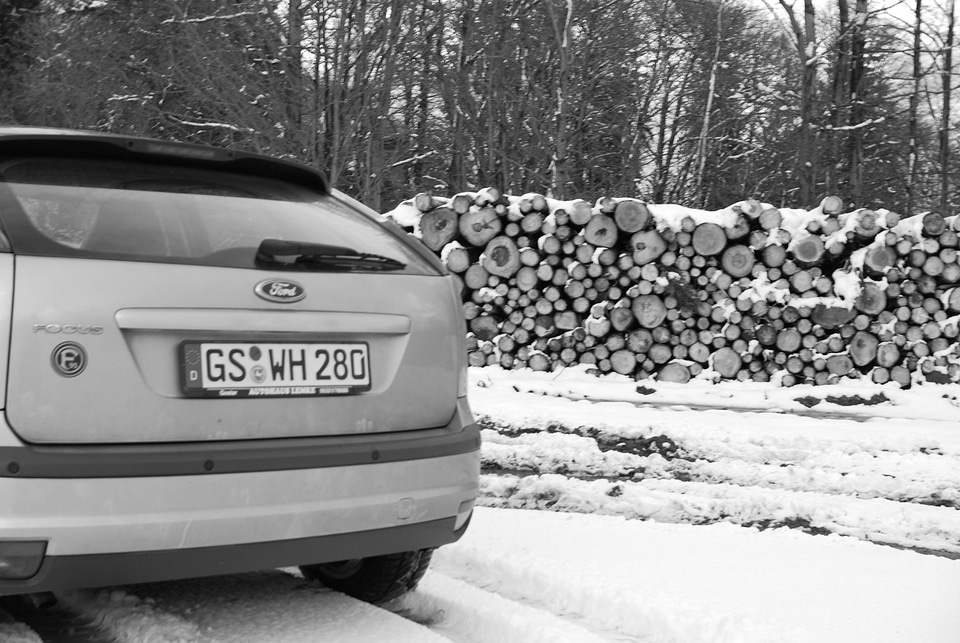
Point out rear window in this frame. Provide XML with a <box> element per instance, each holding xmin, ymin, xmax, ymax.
<box><xmin>0</xmin><ymin>157</ymin><xmax>435</xmax><ymax>274</ymax></box>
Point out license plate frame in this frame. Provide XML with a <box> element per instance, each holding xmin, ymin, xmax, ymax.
<box><xmin>180</xmin><ymin>341</ymin><xmax>371</xmax><ymax>398</ymax></box>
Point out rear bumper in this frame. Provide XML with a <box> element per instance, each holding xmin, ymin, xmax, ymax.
<box><xmin>0</xmin><ymin>399</ymin><xmax>480</xmax><ymax>595</ymax></box>
<box><xmin>0</xmin><ymin>515</ymin><xmax>472</xmax><ymax>596</ymax></box>
<box><xmin>0</xmin><ymin>449</ymin><xmax>479</xmax><ymax>594</ymax></box>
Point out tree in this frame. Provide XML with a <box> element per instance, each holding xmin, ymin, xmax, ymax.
<box><xmin>0</xmin><ymin>0</ymin><xmax>42</xmax><ymax>122</ymax></box>
<box><xmin>774</xmin><ymin>0</ymin><xmax>820</xmax><ymax>205</ymax></box>
<box><xmin>3</xmin><ymin>0</ymin><xmax>950</xmax><ymax>211</ymax></box>
<box><xmin>938</xmin><ymin>0</ymin><xmax>955</xmax><ymax>212</ymax></box>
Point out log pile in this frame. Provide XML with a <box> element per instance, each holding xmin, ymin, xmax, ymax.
<box><xmin>385</xmin><ymin>189</ymin><xmax>960</xmax><ymax>387</ymax></box>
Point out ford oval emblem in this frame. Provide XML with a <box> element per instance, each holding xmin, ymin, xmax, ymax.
<box><xmin>255</xmin><ymin>279</ymin><xmax>306</xmax><ymax>303</ymax></box>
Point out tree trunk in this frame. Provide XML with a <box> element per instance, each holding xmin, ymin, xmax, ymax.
<box><xmin>695</xmin><ymin>4</ymin><xmax>722</xmax><ymax>206</ymax></box>
<box><xmin>286</xmin><ymin>0</ymin><xmax>303</xmax><ymax>128</ymax></box>
<box><xmin>830</xmin><ymin>0</ymin><xmax>851</xmax><ymax>195</ymax></box>
<box><xmin>942</xmin><ymin>0</ymin><xmax>955</xmax><ymax>213</ymax></box>
<box><xmin>777</xmin><ymin>0</ymin><xmax>819</xmax><ymax>205</ymax></box>
<box><xmin>908</xmin><ymin>0</ymin><xmax>922</xmax><ymax>216</ymax></box>
<box><xmin>546</xmin><ymin>0</ymin><xmax>574</xmax><ymax>199</ymax></box>
<box><xmin>848</xmin><ymin>0</ymin><xmax>868</xmax><ymax>205</ymax></box>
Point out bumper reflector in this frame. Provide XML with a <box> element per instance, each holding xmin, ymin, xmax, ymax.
<box><xmin>0</xmin><ymin>541</ymin><xmax>47</xmax><ymax>580</ymax></box>
<box><xmin>455</xmin><ymin>499</ymin><xmax>475</xmax><ymax>531</ymax></box>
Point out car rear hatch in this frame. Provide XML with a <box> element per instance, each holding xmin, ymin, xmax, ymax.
<box><xmin>0</xmin><ymin>136</ymin><xmax>462</xmax><ymax>445</ymax></box>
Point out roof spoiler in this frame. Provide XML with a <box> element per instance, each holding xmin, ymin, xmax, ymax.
<box><xmin>0</xmin><ymin>127</ymin><xmax>329</xmax><ymax>194</ymax></box>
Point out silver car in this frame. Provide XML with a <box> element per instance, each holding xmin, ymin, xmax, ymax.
<box><xmin>0</xmin><ymin>127</ymin><xmax>479</xmax><ymax>603</ymax></box>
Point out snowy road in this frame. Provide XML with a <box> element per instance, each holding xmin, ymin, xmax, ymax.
<box><xmin>2</xmin><ymin>366</ymin><xmax>958</xmax><ymax>642</ymax></box>
<box><xmin>2</xmin><ymin>564</ymin><xmax>638</xmax><ymax>643</ymax></box>
<box><xmin>474</xmin><ymin>367</ymin><xmax>960</xmax><ymax>556</ymax></box>
<box><xmin>4</xmin><ymin>507</ymin><xmax>957</xmax><ymax>643</ymax></box>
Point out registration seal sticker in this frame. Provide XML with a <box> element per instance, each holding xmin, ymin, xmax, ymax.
<box><xmin>51</xmin><ymin>341</ymin><xmax>87</xmax><ymax>377</ymax></box>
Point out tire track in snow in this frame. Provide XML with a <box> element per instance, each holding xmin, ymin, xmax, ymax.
<box><xmin>387</xmin><ymin>569</ymin><xmax>637</xmax><ymax>643</ymax></box>
<box><xmin>427</xmin><ymin>536</ymin><xmax>783</xmax><ymax>643</ymax></box>
<box><xmin>56</xmin><ymin>570</ymin><xmax>451</xmax><ymax>642</ymax></box>
<box><xmin>479</xmin><ymin>427</ymin><xmax>960</xmax><ymax>506</ymax></box>
<box><xmin>475</xmin><ymin>405</ymin><xmax>960</xmax><ymax>555</ymax></box>
<box><xmin>51</xmin><ymin>567</ymin><xmax>643</xmax><ymax>643</ymax></box>
<box><xmin>478</xmin><ymin>472</ymin><xmax>960</xmax><ymax>554</ymax></box>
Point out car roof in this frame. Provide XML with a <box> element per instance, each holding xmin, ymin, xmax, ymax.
<box><xmin>0</xmin><ymin>126</ymin><xmax>329</xmax><ymax>193</ymax></box>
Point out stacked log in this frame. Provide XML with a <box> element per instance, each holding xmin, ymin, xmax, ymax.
<box><xmin>384</xmin><ymin>190</ymin><xmax>960</xmax><ymax>387</ymax></box>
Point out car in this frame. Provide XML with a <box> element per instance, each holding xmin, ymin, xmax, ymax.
<box><xmin>0</xmin><ymin>127</ymin><xmax>480</xmax><ymax>604</ymax></box>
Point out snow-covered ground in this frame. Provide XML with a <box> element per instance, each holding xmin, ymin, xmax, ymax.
<box><xmin>1</xmin><ymin>366</ymin><xmax>958</xmax><ymax>642</ymax></box>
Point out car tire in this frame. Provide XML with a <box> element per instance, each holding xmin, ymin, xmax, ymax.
<box><xmin>300</xmin><ymin>548</ymin><xmax>435</xmax><ymax>604</ymax></box>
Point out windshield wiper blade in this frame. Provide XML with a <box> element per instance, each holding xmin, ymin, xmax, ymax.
<box><xmin>295</xmin><ymin>252</ymin><xmax>406</xmax><ymax>271</ymax></box>
<box><xmin>255</xmin><ymin>239</ymin><xmax>406</xmax><ymax>272</ymax></box>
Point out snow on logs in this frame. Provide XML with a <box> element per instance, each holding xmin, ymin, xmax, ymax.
<box><xmin>383</xmin><ymin>190</ymin><xmax>960</xmax><ymax>387</ymax></box>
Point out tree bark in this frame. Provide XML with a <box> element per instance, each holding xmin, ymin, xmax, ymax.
<box><xmin>848</xmin><ymin>0</ymin><xmax>868</xmax><ymax>205</ymax></box>
<box><xmin>695</xmin><ymin>3</ymin><xmax>723</xmax><ymax>206</ymax></box>
<box><xmin>908</xmin><ymin>0</ymin><xmax>923</xmax><ymax>216</ymax></box>
<box><xmin>942</xmin><ymin>0</ymin><xmax>955</xmax><ymax>213</ymax></box>
<box><xmin>778</xmin><ymin>0</ymin><xmax>819</xmax><ymax>205</ymax></box>
<box><xmin>546</xmin><ymin>0</ymin><xmax>574</xmax><ymax>199</ymax></box>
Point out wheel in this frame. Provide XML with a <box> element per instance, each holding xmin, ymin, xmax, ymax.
<box><xmin>300</xmin><ymin>548</ymin><xmax>435</xmax><ymax>604</ymax></box>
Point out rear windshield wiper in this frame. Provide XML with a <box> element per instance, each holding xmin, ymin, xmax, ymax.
<box><xmin>255</xmin><ymin>239</ymin><xmax>406</xmax><ymax>272</ymax></box>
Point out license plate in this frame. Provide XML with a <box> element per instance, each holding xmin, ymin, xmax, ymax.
<box><xmin>181</xmin><ymin>341</ymin><xmax>371</xmax><ymax>398</ymax></box>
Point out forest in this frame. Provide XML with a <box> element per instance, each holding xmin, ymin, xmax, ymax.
<box><xmin>0</xmin><ymin>0</ymin><xmax>958</xmax><ymax>215</ymax></box>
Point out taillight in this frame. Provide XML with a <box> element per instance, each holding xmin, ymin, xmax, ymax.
<box><xmin>450</xmin><ymin>275</ymin><xmax>470</xmax><ymax>398</ymax></box>
<box><xmin>0</xmin><ymin>541</ymin><xmax>46</xmax><ymax>579</ymax></box>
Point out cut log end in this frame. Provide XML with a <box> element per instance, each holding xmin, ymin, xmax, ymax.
<box><xmin>613</xmin><ymin>199</ymin><xmax>651</xmax><ymax>233</ymax></box>
<box><xmin>692</xmin><ymin>222</ymin><xmax>727</xmax><ymax>256</ymax></box>
<box><xmin>419</xmin><ymin>207</ymin><xmax>459</xmax><ymax>251</ymax></box>
<box><xmin>481</xmin><ymin>236</ymin><xmax>521</xmax><ymax>278</ymax></box>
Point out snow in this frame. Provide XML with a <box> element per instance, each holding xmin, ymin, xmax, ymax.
<box><xmin>380</xmin><ymin>200</ymin><xmax>423</xmax><ymax>229</ymax></box>
<box><xmin>646</xmin><ymin>203</ymin><xmax>742</xmax><ymax>230</ymax></box>
<box><xmin>433</xmin><ymin>508</ymin><xmax>959</xmax><ymax>643</ymax></box>
<box><xmin>59</xmin><ymin>572</ymin><xmax>451</xmax><ymax>643</ymax></box>
<box><xmin>0</xmin><ymin>621</ymin><xmax>39</xmax><ymax>643</ymax></box>
<box><xmin>12</xmin><ymin>366</ymin><xmax>960</xmax><ymax>642</ymax></box>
